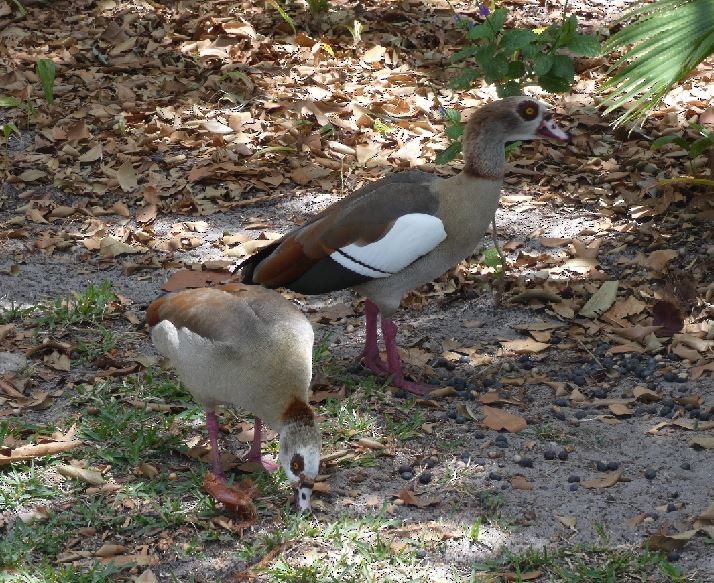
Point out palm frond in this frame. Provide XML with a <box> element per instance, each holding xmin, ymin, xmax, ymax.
<box><xmin>599</xmin><ymin>0</ymin><xmax>714</xmax><ymax>126</ymax></box>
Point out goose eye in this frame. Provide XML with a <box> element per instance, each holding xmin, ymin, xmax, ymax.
<box><xmin>290</xmin><ymin>454</ymin><xmax>304</xmax><ymax>473</ymax></box>
<box><xmin>518</xmin><ymin>101</ymin><xmax>539</xmax><ymax>121</ymax></box>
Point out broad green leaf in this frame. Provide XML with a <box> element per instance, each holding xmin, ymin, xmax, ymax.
<box><xmin>497</xmin><ymin>80</ymin><xmax>522</xmax><ymax>97</ymax></box>
<box><xmin>451</xmin><ymin>45</ymin><xmax>479</xmax><ymax>62</ymax></box>
<box><xmin>0</xmin><ymin>96</ymin><xmax>23</xmax><ymax>108</ymax></box>
<box><xmin>499</xmin><ymin>29</ymin><xmax>537</xmax><ymax>53</ymax></box>
<box><xmin>489</xmin><ymin>8</ymin><xmax>508</xmax><ymax>33</ymax></box>
<box><xmin>445</xmin><ymin>122</ymin><xmax>464</xmax><ymax>140</ymax></box>
<box><xmin>435</xmin><ymin>141</ymin><xmax>462</xmax><ymax>165</ymax></box>
<box><xmin>551</xmin><ymin>55</ymin><xmax>575</xmax><ymax>80</ymax></box>
<box><xmin>533</xmin><ymin>54</ymin><xmax>554</xmax><ymax>76</ymax></box>
<box><xmin>566</xmin><ymin>34</ymin><xmax>600</xmax><ymax>56</ymax></box>
<box><xmin>688</xmin><ymin>138</ymin><xmax>714</xmax><ymax>158</ymax></box>
<box><xmin>467</xmin><ymin>23</ymin><xmax>493</xmax><ymax>41</ymax></box>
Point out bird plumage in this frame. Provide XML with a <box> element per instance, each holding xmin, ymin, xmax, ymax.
<box><xmin>147</xmin><ymin>283</ymin><xmax>320</xmax><ymax>510</ymax></box>
<box><xmin>239</xmin><ymin>97</ymin><xmax>568</xmax><ymax>394</ymax></box>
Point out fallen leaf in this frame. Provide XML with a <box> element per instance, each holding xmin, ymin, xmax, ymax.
<box><xmin>117</xmin><ymin>160</ymin><xmax>138</xmax><ymax>192</ymax></box>
<box><xmin>99</xmin><ymin>236</ymin><xmax>141</xmax><ymax>258</ymax></box>
<box><xmin>652</xmin><ymin>300</ymin><xmax>684</xmax><ymax>337</ymax></box>
<box><xmin>202</xmin><ymin>472</ymin><xmax>256</xmax><ymax>519</ymax></box>
<box><xmin>642</xmin><ymin>249</ymin><xmax>678</xmax><ymax>272</ymax></box>
<box><xmin>397</xmin><ymin>488</ymin><xmax>439</xmax><ymax>508</ymax></box>
<box><xmin>57</xmin><ymin>464</ymin><xmax>106</xmax><ymax>485</ymax></box>
<box><xmin>500</xmin><ymin>339</ymin><xmax>550</xmax><ymax>354</ymax></box>
<box><xmin>555</xmin><ymin>515</ymin><xmax>577</xmax><ymax>529</ymax></box>
<box><xmin>690</xmin><ymin>436</ymin><xmax>714</xmax><ymax>449</ymax></box>
<box><xmin>511</xmin><ymin>475</ymin><xmax>533</xmax><ymax>490</ymax></box>
<box><xmin>579</xmin><ymin>281</ymin><xmax>618</xmax><ymax>318</ymax></box>
<box><xmin>481</xmin><ymin>406</ymin><xmax>527</xmax><ymax>432</ymax></box>
<box><xmin>633</xmin><ymin>386</ymin><xmax>661</xmax><ymax>403</ymax></box>
<box><xmin>0</xmin><ymin>440</ymin><xmax>83</xmax><ymax>465</ymax></box>
<box><xmin>608</xmin><ymin>403</ymin><xmax>633</xmax><ymax>417</ymax></box>
<box><xmin>582</xmin><ymin>470</ymin><xmax>622</xmax><ymax>489</ymax></box>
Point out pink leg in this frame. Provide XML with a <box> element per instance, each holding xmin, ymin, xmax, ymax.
<box><xmin>246</xmin><ymin>417</ymin><xmax>279</xmax><ymax>473</ymax></box>
<box><xmin>360</xmin><ymin>299</ymin><xmax>389</xmax><ymax>375</ymax></box>
<box><xmin>205</xmin><ymin>410</ymin><xmax>225</xmax><ymax>480</ymax></box>
<box><xmin>382</xmin><ymin>318</ymin><xmax>433</xmax><ymax>396</ymax></box>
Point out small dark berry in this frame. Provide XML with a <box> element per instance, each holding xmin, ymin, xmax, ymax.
<box><xmin>419</xmin><ymin>472</ymin><xmax>432</xmax><ymax>485</ymax></box>
<box><xmin>596</xmin><ymin>461</ymin><xmax>608</xmax><ymax>472</ymax></box>
<box><xmin>567</xmin><ymin>475</ymin><xmax>580</xmax><ymax>483</ymax></box>
<box><xmin>557</xmin><ymin>450</ymin><xmax>569</xmax><ymax>461</ymax></box>
<box><xmin>455</xmin><ymin>415</ymin><xmax>466</xmax><ymax>424</ymax></box>
<box><xmin>667</xmin><ymin>550</ymin><xmax>680</xmax><ymax>562</ymax></box>
<box><xmin>552</xmin><ymin>411</ymin><xmax>566</xmax><ymax>421</ymax></box>
<box><xmin>400</xmin><ymin>471</ymin><xmax>413</xmax><ymax>480</ymax></box>
<box><xmin>544</xmin><ymin>449</ymin><xmax>556</xmax><ymax>460</ymax></box>
<box><xmin>488</xmin><ymin>471</ymin><xmax>502</xmax><ymax>481</ymax></box>
<box><xmin>666</xmin><ymin>503</ymin><xmax>676</xmax><ymax>512</ymax></box>
<box><xmin>474</xmin><ymin>431</ymin><xmax>486</xmax><ymax>439</ymax></box>
<box><xmin>680</xmin><ymin>462</ymin><xmax>691</xmax><ymax>470</ymax></box>
<box><xmin>415</xmin><ymin>549</ymin><xmax>427</xmax><ymax>559</ymax></box>
<box><xmin>517</xmin><ymin>457</ymin><xmax>534</xmax><ymax>468</ymax></box>
<box><xmin>398</xmin><ymin>464</ymin><xmax>412</xmax><ymax>474</ymax></box>
<box><xmin>569</xmin><ymin>483</ymin><xmax>578</xmax><ymax>491</ymax></box>
<box><xmin>575</xmin><ymin>410</ymin><xmax>587</xmax><ymax>419</ymax></box>
<box><xmin>554</xmin><ymin>398</ymin><xmax>568</xmax><ymax>407</ymax></box>
<box><xmin>606</xmin><ymin>461</ymin><xmax>619</xmax><ymax>471</ymax></box>
<box><xmin>573</xmin><ymin>375</ymin><xmax>586</xmax><ymax>386</ymax></box>
<box><xmin>644</xmin><ymin>468</ymin><xmax>657</xmax><ymax>480</ymax></box>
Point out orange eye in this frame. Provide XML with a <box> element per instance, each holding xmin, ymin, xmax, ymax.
<box><xmin>291</xmin><ymin>461</ymin><xmax>300</xmax><ymax>472</ymax></box>
<box><xmin>525</xmin><ymin>107</ymin><xmax>535</xmax><ymax>116</ymax></box>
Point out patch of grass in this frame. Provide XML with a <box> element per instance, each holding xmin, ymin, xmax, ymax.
<box><xmin>528</xmin><ymin>423</ymin><xmax>570</xmax><ymax>444</ymax></box>
<box><xmin>0</xmin><ymin>300</ymin><xmax>35</xmax><ymax>324</ymax></box>
<box><xmin>35</xmin><ymin>281</ymin><xmax>116</xmax><ymax>330</ymax></box>
<box><xmin>473</xmin><ymin>545</ymin><xmax>694</xmax><ymax>582</ymax></box>
<box><xmin>383</xmin><ymin>401</ymin><xmax>425</xmax><ymax>441</ymax></box>
<box><xmin>0</xmin><ymin>463</ymin><xmax>59</xmax><ymax>509</ymax></box>
<box><xmin>321</xmin><ymin>396</ymin><xmax>377</xmax><ymax>438</ymax></box>
<box><xmin>72</xmin><ymin>326</ymin><xmax>117</xmax><ymax>363</ymax></box>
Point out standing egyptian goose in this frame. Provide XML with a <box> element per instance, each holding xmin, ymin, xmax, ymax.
<box><xmin>147</xmin><ymin>283</ymin><xmax>320</xmax><ymax>511</ymax></box>
<box><xmin>240</xmin><ymin>97</ymin><xmax>568</xmax><ymax>395</ymax></box>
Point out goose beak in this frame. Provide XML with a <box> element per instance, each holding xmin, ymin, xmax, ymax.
<box><xmin>537</xmin><ymin>115</ymin><xmax>569</xmax><ymax>142</ymax></box>
<box><xmin>294</xmin><ymin>478</ymin><xmax>314</xmax><ymax>512</ymax></box>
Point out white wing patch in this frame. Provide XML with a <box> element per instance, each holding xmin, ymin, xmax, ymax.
<box><xmin>331</xmin><ymin>213</ymin><xmax>446</xmax><ymax>278</ymax></box>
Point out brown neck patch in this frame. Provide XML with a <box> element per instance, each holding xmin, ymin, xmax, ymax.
<box><xmin>282</xmin><ymin>397</ymin><xmax>314</xmax><ymax>425</ymax></box>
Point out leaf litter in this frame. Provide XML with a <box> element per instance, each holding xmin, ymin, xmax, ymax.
<box><xmin>0</xmin><ymin>0</ymin><xmax>712</xmax><ymax>579</ymax></box>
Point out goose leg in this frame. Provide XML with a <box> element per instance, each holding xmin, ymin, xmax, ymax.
<box><xmin>246</xmin><ymin>417</ymin><xmax>280</xmax><ymax>472</ymax></box>
<box><xmin>205</xmin><ymin>410</ymin><xmax>225</xmax><ymax>480</ymax></box>
<box><xmin>381</xmin><ymin>318</ymin><xmax>433</xmax><ymax>396</ymax></box>
<box><xmin>360</xmin><ymin>299</ymin><xmax>390</xmax><ymax>375</ymax></box>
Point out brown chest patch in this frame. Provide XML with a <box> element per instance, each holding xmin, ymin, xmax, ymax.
<box><xmin>282</xmin><ymin>397</ymin><xmax>314</xmax><ymax>425</ymax></box>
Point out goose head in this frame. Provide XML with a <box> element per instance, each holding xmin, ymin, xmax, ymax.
<box><xmin>279</xmin><ymin>420</ymin><xmax>321</xmax><ymax>511</ymax></box>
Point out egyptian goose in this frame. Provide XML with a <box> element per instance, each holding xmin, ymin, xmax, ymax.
<box><xmin>241</xmin><ymin>97</ymin><xmax>568</xmax><ymax>395</ymax></box>
<box><xmin>147</xmin><ymin>283</ymin><xmax>320</xmax><ymax>511</ymax></box>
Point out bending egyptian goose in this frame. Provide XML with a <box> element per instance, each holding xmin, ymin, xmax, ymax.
<box><xmin>241</xmin><ymin>97</ymin><xmax>568</xmax><ymax>395</ymax></box>
<box><xmin>147</xmin><ymin>283</ymin><xmax>320</xmax><ymax>511</ymax></box>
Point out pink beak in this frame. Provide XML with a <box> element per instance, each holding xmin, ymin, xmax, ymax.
<box><xmin>537</xmin><ymin>116</ymin><xmax>569</xmax><ymax>142</ymax></box>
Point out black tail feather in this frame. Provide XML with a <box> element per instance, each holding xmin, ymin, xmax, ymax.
<box><xmin>235</xmin><ymin>240</ymin><xmax>282</xmax><ymax>284</ymax></box>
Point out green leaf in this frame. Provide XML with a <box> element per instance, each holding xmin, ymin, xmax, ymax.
<box><xmin>467</xmin><ymin>23</ymin><xmax>493</xmax><ymax>41</ymax></box>
<box><xmin>488</xmin><ymin>8</ymin><xmax>508</xmax><ymax>33</ymax></box>
<box><xmin>451</xmin><ymin>45</ymin><xmax>479</xmax><ymax>63</ymax></box>
<box><xmin>435</xmin><ymin>141</ymin><xmax>462</xmax><ymax>165</ymax></box>
<box><xmin>499</xmin><ymin>29</ymin><xmax>537</xmax><ymax>53</ymax></box>
<box><xmin>652</xmin><ymin>135</ymin><xmax>689</xmax><ymax>149</ymax></box>
<box><xmin>445</xmin><ymin>122</ymin><xmax>464</xmax><ymax>140</ymax></box>
<box><xmin>566</xmin><ymin>34</ymin><xmax>600</xmax><ymax>56</ymax></box>
<box><xmin>448</xmin><ymin>67</ymin><xmax>480</xmax><ymax>89</ymax></box>
<box><xmin>267</xmin><ymin>0</ymin><xmax>296</xmax><ymax>35</ymax></box>
<box><xmin>688</xmin><ymin>138</ymin><xmax>714</xmax><ymax>158</ymax></box>
<box><xmin>551</xmin><ymin>55</ymin><xmax>575</xmax><ymax>80</ymax></box>
<box><xmin>2</xmin><ymin>122</ymin><xmax>20</xmax><ymax>139</ymax></box>
<box><xmin>36</xmin><ymin>59</ymin><xmax>56</xmax><ymax>105</ymax></box>
<box><xmin>533</xmin><ymin>54</ymin><xmax>554</xmax><ymax>76</ymax></box>
<box><xmin>483</xmin><ymin>247</ymin><xmax>503</xmax><ymax>269</ymax></box>
<box><xmin>537</xmin><ymin>72</ymin><xmax>572</xmax><ymax>93</ymax></box>
<box><xmin>506</xmin><ymin>60</ymin><xmax>526</xmax><ymax>79</ymax></box>
<box><xmin>521</xmin><ymin>43</ymin><xmax>538</xmax><ymax>59</ymax></box>
<box><xmin>497</xmin><ymin>81</ymin><xmax>523</xmax><ymax>97</ymax></box>
<box><xmin>0</xmin><ymin>96</ymin><xmax>23</xmax><ymax>108</ymax></box>
<box><xmin>443</xmin><ymin>108</ymin><xmax>461</xmax><ymax>124</ymax></box>
<box><xmin>482</xmin><ymin>53</ymin><xmax>509</xmax><ymax>83</ymax></box>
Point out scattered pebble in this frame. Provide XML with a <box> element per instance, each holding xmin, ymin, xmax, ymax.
<box><xmin>488</xmin><ymin>471</ymin><xmax>502</xmax><ymax>481</ymax></box>
<box><xmin>567</xmin><ymin>475</ymin><xmax>580</xmax><ymax>483</ymax></box>
<box><xmin>557</xmin><ymin>450</ymin><xmax>569</xmax><ymax>461</ymax></box>
<box><xmin>596</xmin><ymin>461</ymin><xmax>608</xmax><ymax>472</ymax></box>
<box><xmin>494</xmin><ymin>435</ymin><xmax>508</xmax><ymax>448</ymax></box>
<box><xmin>544</xmin><ymin>449</ymin><xmax>556</xmax><ymax>460</ymax></box>
<box><xmin>606</xmin><ymin>461</ymin><xmax>619</xmax><ymax>471</ymax></box>
<box><xmin>474</xmin><ymin>431</ymin><xmax>486</xmax><ymax>440</ymax></box>
<box><xmin>680</xmin><ymin>462</ymin><xmax>691</xmax><ymax>471</ymax></box>
<box><xmin>569</xmin><ymin>483</ymin><xmax>578</xmax><ymax>491</ymax></box>
<box><xmin>644</xmin><ymin>468</ymin><xmax>657</xmax><ymax>480</ymax></box>
<box><xmin>401</xmin><ymin>471</ymin><xmax>413</xmax><ymax>481</ymax></box>
<box><xmin>517</xmin><ymin>457</ymin><xmax>534</xmax><ymax>468</ymax></box>
<box><xmin>419</xmin><ymin>472</ymin><xmax>432</xmax><ymax>485</ymax></box>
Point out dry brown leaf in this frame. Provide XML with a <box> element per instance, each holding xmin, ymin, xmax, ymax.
<box><xmin>604</xmin><ymin>295</ymin><xmax>647</xmax><ymax>320</ymax></box>
<box><xmin>502</xmin><ymin>571</ymin><xmax>541</xmax><ymax>581</ymax></box>
<box><xmin>690</xmin><ymin>436</ymin><xmax>714</xmax><ymax>449</ymax></box>
<box><xmin>633</xmin><ymin>386</ymin><xmax>661</xmax><ymax>402</ymax></box>
<box><xmin>202</xmin><ymin>472</ymin><xmax>256</xmax><ymax>519</ymax></box>
<box><xmin>579</xmin><ymin>281</ymin><xmax>618</xmax><ymax>318</ymax></box>
<box><xmin>99</xmin><ymin>236</ymin><xmax>141</xmax><ymax>258</ymax></box>
<box><xmin>582</xmin><ymin>470</ymin><xmax>622</xmax><ymax>489</ymax></box>
<box><xmin>691</xmin><ymin>361</ymin><xmax>714</xmax><ymax>379</ymax></box>
<box><xmin>672</xmin><ymin>344</ymin><xmax>700</xmax><ymax>362</ymax></box>
<box><xmin>95</xmin><ymin>544</ymin><xmax>126</xmax><ymax>558</ymax></box>
<box><xmin>481</xmin><ymin>406</ymin><xmax>527</xmax><ymax>432</ymax></box>
<box><xmin>511</xmin><ymin>475</ymin><xmax>533</xmax><ymax>490</ymax></box>
<box><xmin>500</xmin><ymin>338</ymin><xmax>550</xmax><ymax>354</ymax></box>
<box><xmin>642</xmin><ymin>249</ymin><xmax>678</xmax><ymax>272</ymax></box>
<box><xmin>608</xmin><ymin>403</ymin><xmax>633</xmax><ymax>417</ymax></box>
<box><xmin>134</xmin><ymin>570</ymin><xmax>159</xmax><ymax>583</ymax></box>
<box><xmin>57</xmin><ymin>464</ymin><xmax>106</xmax><ymax>485</ymax></box>
<box><xmin>398</xmin><ymin>488</ymin><xmax>439</xmax><ymax>508</ymax></box>
<box><xmin>117</xmin><ymin>161</ymin><xmax>138</xmax><ymax>192</ymax></box>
